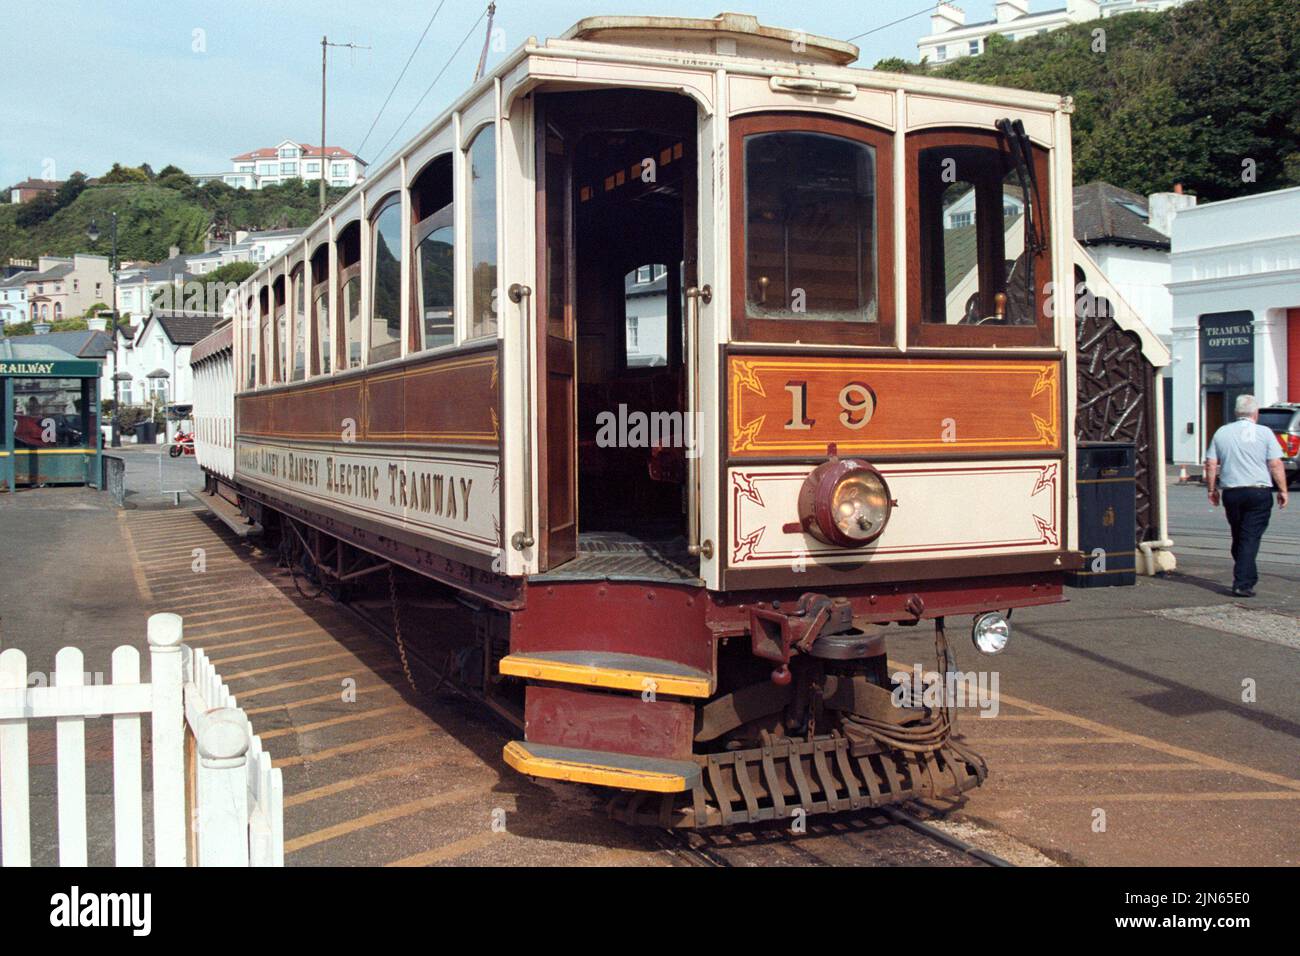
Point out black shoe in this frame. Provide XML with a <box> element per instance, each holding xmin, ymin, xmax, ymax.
<box><xmin>1232</xmin><ymin>587</ymin><xmax>1256</xmax><ymax>598</ymax></box>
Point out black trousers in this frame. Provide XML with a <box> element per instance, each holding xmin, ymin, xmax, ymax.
<box><xmin>1222</xmin><ymin>487</ymin><xmax>1274</xmax><ymax>590</ymax></box>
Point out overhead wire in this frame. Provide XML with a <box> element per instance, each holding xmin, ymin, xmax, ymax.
<box><xmin>354</xmin><ymin>0</ymin><xmax>449</xmax><ymax>160</ymax></box>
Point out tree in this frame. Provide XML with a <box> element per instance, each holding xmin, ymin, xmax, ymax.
<box><xmin>931</xmin><ymin>0</ymin><xmax>1299</xmax><ymax>200</ymax></box>
<box><xmin>55</xmin><ymin>172</ymin><xmax>87</xmax><ymax>207</ymax></box>
<box><xmin>14</xmin><ymin>191</ymin><xmax>58</xmax><ymax>227</ymax></box>
<box><xmin>101</xmin><ymin>163</ymin><xmax>150</xmax><ymax>184</ymax></box>
<box><xmin>199</xmin><ymin>261</ymin><xmax>257</xmax><ymax>285</ymax></box>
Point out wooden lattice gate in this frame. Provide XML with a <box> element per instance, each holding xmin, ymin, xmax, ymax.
<box><xmin>1074</xmin><ymin>272</ymin><xmax>1159</xmax><ymax>545</ymax></box>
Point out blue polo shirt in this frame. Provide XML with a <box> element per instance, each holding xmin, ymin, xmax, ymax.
<box><xmin>1206</xmin><ymin>417</ymin><xmax>1281</xmax><ymax>489</ymax></box>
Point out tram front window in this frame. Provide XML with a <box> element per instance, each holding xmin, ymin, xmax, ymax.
<box><xmin>918</xmin><ymin>144</ymin><xmax>1037</xmax><ymax>327</ymax></box>
<box><xmin>744</xmin><ymin>131</ymin><xmax>878</xmax><ymax>323</ymax></box>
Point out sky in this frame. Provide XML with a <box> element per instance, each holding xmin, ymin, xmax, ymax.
<box><xmin>0</xmin><ymin>1</ymin><xmax>1006</xmax><ymax>188</ymax></box>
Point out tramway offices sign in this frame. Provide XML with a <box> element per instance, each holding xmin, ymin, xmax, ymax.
<box><xmin>235</xmin><ymin>437</ymin><xmax>499</xmax><ymax>550</ymax></box>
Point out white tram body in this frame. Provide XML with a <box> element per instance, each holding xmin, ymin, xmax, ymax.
<box><xmin>189</xmin><ymin>14</ymin><xmax>1170</xmax><ymax>826</ymax></box>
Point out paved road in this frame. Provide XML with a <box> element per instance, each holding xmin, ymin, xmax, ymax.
<box><xmin>0</xmin><ymin>475</ymin><xmax>1293</xmax><ymax>866</ymax></box>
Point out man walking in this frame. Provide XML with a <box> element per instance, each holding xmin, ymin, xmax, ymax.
<box><xmin>1204</xmin><ymin>394</ymin><xmax>1289</xmax><ymax>597</ymax></box>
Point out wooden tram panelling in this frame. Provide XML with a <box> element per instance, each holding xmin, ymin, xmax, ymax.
<box><xmin>726</xmin><ymin>353</ymin><xmax>1062</xmax><ymax>458</ymax></box>
<box><xmin>237</xmin><ymin>345</ymin><xmax>500</xmax><ymax>447</ymax></box>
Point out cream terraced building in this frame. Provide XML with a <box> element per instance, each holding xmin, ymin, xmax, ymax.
<box><xmin>919</xmin><ymin>0</ymin><xmax>1191</xmax><ymax>64</ymax></box>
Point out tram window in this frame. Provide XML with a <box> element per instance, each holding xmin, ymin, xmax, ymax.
<box><xmin>314</xmin><ymin>285</ymin><xmax>331</xmax><ymax>375</ymax></box>
<box><xmin>310</xmin><ymin>244</ymin><xmax>330</xmax><ymax>375</ymax></box>
<box><xmin>369</xmin><ymin>197</ymin><xmax>403</xmax><ymax>364</ymax></box>
<box><xmin>910</xmin><ymin>132</ymin><xmax>1051</xmax><ymax>346</ymax></box>
<box><xmin>259</xmin><ymin>287</ymin><xmax>273</xmax><ymax>387</ymax></box>
<box><xmin>292</xmin><ymin>269</ymin><xmax>306</xmax><ymax>381</ymax></box>
<box><xmin>336</xmin><ymin>222</ymin><xmax>362</xmax><ymax>370</ymax></box>
<box><xmin>466</xmin><ymin>126</ymin><xmax>498</xmax><ymax>339</ymax></box>
<box><xmin>274</xmin><ymin>278</ymin><xmax>288</xmax><ymax>383</ymax></box>
<box><xmin>920</xmin><ymin>148</ymin><xmax>1033</xmax><ymax>326</ymax></box>
<box><xmin>342</xmin><ymin>275</ymin><xmax>363</xmax><ymax>369</ymax></box>
<box><xmin>415</xmin><ymin>212</ymin><xmax>454</xmax><ymax>350</ymax></box>
<box><xmin>411</xmin><ymin>155</ymin><xmax>455</xmax><ymax>352</ymax></box>
<box><xmin>244</xmin><ymin>298</ymin><xmax>256</xmax><ymax>389</ymax></box>
<box><xmin>744</xmin><ymin>131</ymin><xmax>878</xmax><ymax>323</ymax></box>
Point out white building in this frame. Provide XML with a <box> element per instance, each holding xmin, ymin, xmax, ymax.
<box><xmin>918</xmin><ymin>0</ymin><xmax>1191</xmax><ymax>64</ymax></box>
<box><xmin>187</xmin><ymin>228</ymin><xmax>304</xmax><ymax>273</ymax></box>
<box><xmin>0</xmin><ymin>270</ymin><xmax>34</xmax><ymax>327</ymax></box>
<box><xmin>1073</xmin><ymin>182</ymin><xmax>1197</xmax><ymax>347</ymax></box>
<box><xmin>623</xmin><ymin>265</ymin><xmax>671</xmax><ymax>368</ymax></box>
<box><xmin>114</xmin><ymin>250</ymin><xmax>193</xmax><ymax>328</ymax></box>
<box><xmin>1168</xmin><ymin>187</ymin><xmax>1300</xmax><ymax>469</ymax></box>
<box><xmin>110</xmin><ymin>310</ymin><xmax>221</xmax><ymax>438</ymax></box>
<box><xmin>193</xmin><ymin>140</ymin><xmax>366</xmax><ymax>190</ymax></box>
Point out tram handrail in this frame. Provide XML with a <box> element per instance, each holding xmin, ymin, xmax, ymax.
<box><xmin>509</xmin><ymin>283</ymin><xmax>535</xmax><ymax>553</ymax></box>
<box><xmin>685</xmin><ymin>284</ymin><xmax>713</xmax><ymax>561</ymax></box>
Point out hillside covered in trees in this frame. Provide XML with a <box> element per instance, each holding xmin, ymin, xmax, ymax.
<box><xmin>874</xmin><ymin>0</ymin><xmax>1298</xmax><ymax>201</ymax></box>
<box><xmin>0</xmin><ymin>165</ymin><xmax>348</xmax><ymax>264</ymax></box>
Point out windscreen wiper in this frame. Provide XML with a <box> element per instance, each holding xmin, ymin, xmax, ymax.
<box><xmin>1012</xmin><ymin>119</ymin><xmax>1046</xmax><ymax>254</ymax></box>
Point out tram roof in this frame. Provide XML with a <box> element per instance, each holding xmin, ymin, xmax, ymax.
<box><xmin>240</xmin><ymin>13</ymin><xmax>1070</xmax><ymax>293</ymax></box>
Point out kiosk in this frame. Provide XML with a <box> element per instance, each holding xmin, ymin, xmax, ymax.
<box><xmin>0</xmin><ymin>340</ymin><xmax>103</xmax><ymax>491</ymax></box>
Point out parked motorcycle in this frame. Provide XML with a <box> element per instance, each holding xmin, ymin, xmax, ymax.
<box><xmin>169</xmin><ymin>429</ymin><xmax>196</xmax><ymax>458</ymax></box>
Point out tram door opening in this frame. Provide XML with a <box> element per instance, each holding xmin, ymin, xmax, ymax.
<box><xmin>535</xmin><ymin>90</ymin><xmax>697</xmax><ymax>570</ymax></box>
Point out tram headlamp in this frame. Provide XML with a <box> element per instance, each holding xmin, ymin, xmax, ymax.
<box><xmin>793</xmin><ymin>456</ymin><xmax>892</xmax><ymax>548</ymax></box>
<box><xmin>971</xmin><ymin>612</ymin><xmax>1011</xmax><ymax>656</ymax></box>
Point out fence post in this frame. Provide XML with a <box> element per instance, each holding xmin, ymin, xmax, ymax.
<box><xmin>0</xmin><ymin>648</ymin><xmax>31</xmax><ymax>867</ymax></box>
<box><xmin>148</xmin><ymin>613</ymin><xmax>186</xmax><ymax>866</ymax></box>
<box><xmin>196</xmin><ymin>709</ymin><xmax>250</xmax><ymax>867</ymax></box>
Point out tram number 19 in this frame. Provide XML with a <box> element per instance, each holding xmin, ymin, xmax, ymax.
<box><xmin>784</xmin><ymin>381</ymin><xmax>876</xmax><ymax>431</ymax></box>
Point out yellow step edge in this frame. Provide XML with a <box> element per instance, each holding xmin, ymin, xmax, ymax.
<box><xmin>498</xmin><ymin>654</ymin><xmax>713</xmax><ymax>698</ymax></box>
<box><xmin>502</xmin><ymin>741</ymin><xmax>691</xmax><ymax>793</ymax></box>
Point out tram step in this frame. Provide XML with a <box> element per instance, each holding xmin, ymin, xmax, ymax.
<box><xmin>190</xmin><ymin>489</ymin><xmax>262</xmax><ymax>538</ymax></box>
<box><xmin>503</xmin><ymin>741</ymin><xmax>701</xmax><ymax>793</ymax></box>
<box><xmin>499</xmin><ymin>650</ymin><xmax>713</xmax><ymax>698</ymax></box>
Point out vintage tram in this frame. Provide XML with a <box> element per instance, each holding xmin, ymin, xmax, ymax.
<box><xmin>190</xmin><ymin>13</ymin><xmax>1143</xmax><ymax>828</ymax></box>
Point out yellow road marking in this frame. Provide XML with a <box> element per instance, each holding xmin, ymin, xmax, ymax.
<box><xmin>889</xmin><ymin>656</ymin><xmax>1300</xmax><ymax>794</ymax></box>
<box><xmin>998</xmin><ymin>692</ymin><xmax>1300</xmax><ymax>793</ymax></box>
<box><xmin>259</xmin><ymin>704</ymin><xmax>410</xmax><ymax>740</ymax></box>
<box><xmin>181</xmin><ymin>608</ymin><xmax>303</xmax><ymax>627</ymax></box>
<box><xmin>274</xmin><ymin>727</ymin><xmax>431</xmax><ymax>768</ymax></box>
<box><xmin>231</xmin><ymin>666</ymin><xmax>399</xmax><ymax>700</ymax></box>
<box><xmin>386</xmin><ymin>830</ymin><xmax>503</xmax><ymax>867</ymax></box>
<box><xmin>284</xmin><ymin>786</ymin><xmax>490</xmax><ymax>853</ymax></box>
<box><xmin>187</xmin><ymin>626</ymin><xmax>320</xmax><ymax>649</ymax></box>
<box><xmin>223</xmin><ymin>649</ymin><xmax>384</xmax><ymax>681</ymax></box>
<box><xmin>565</xmin><ymin>845</ymin><xmax>665</xmax><ymax>867</ymax></box>
<box><xmin>284</xmin><ymin>759</ymin><xmax>447</xmax><ymax>807</ymax></box>
<box><xmin>1027</xmin><ymin>790</ymin><xmax>1300</xmax><ymax>804</ymax></box>
<box><xmin>994</xmin><ymin>762</ymin><xmax>1203</xmax><ymax>773</ymax></box>
<box><xmin>118</xmin><ymin>512</ymin><xmax>154</xmax><ymax>603</ymax></box>
<box><xmin>245</xmin><ymin>682</ymin><xmax>396</xmax><ymax>716</ymax></box>
<box><xmin>973</xmin><ymin>737</ymin><xmax>1129</xmax><ymax>746</ymax></box>
<box><xmin>205</xmin><ymin>638</ymin><xmax>338</xmax><ymax>666</ymax></box>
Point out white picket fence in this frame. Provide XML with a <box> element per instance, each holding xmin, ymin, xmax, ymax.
<box><xmin>0</xmin><ymin>613</ymin><xmax>283</xmax><ymax>866</ymax></box>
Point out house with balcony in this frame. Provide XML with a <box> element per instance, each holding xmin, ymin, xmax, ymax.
<box><xmin>918</xmin><ymin>0</ymin><xmax>1191</xmax><ymax>64</ymax></box>
<box><xmin>194</xmin><ymin>140</ymin><xmax>366</xmax><ymax>191</ymax></box>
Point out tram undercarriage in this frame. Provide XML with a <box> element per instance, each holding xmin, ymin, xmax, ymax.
<box><xmin>227</xmin><ymin>496</ymin><xmax>991</xmax><ymax>829</ymax></box>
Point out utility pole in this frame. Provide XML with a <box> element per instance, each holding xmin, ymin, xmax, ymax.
<box><xmin>320</xmin><ymin>36</ymin><xmax>370</xmax><ymax>212</ymax></box>
<box><xmin>474</xmin><ymin>3</ymin><xmax>497</xmax><ymax>83</ymax></box>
